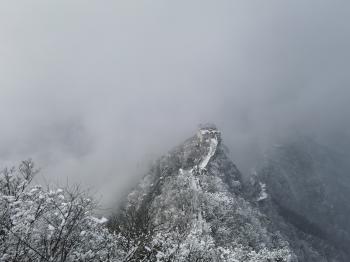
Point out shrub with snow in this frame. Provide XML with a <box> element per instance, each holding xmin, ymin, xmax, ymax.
<box><xmin>0</xmin><ymin>160</ymin><xmax>123</xmax><ymax>262</ymax></box>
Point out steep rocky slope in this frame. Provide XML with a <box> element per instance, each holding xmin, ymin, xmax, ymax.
<box><xmin>255</xmin><ymin>138</ymin><xmax>350</xmax><ymax>261</ymax></box>
<box><xmin>109</xmin><ymin>126</ymin><xmax>347</xmax><ymax>261</ymax></box>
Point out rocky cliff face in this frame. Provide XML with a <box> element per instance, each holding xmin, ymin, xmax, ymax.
<box><xmin>109</xmin><ymin>126</ymin><xmax>348</xmax><ymax>262</ymax></box>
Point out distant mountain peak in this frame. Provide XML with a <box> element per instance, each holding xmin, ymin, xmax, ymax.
<box><xmin>197</xmin><ymin>122</ymin><xmax>218</xmax><ymax>131</ymax></box>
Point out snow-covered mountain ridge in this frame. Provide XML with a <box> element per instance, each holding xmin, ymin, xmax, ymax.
<box><xmin>108</xmin><ymin>125</ymin><xmax>348</xmax><ymax>262</ymax></box>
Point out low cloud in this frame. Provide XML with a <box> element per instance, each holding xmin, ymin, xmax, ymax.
<box><xmin>1</xmin><ymin>1</ymin><xmax>349</xmax><ymax>206</ymax></box>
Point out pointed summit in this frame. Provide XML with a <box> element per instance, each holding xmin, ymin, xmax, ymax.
<box><xmin>108</xmin><ymin>130</ymin><xmax>348</xmax><ymax>261</ymax></box>
<box><xmin>108</xmin><ymin>128</ymin><xmax>295</xmax><ymax>261</ymax></box>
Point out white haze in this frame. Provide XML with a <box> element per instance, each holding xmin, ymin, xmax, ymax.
<box><xmin>1</xmin><ymin>1</ymin><xmax>350</xmax><ymax>206</ymax></box>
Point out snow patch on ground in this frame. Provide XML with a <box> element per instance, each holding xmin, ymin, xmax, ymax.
<box><xmin>199</xmin><ymin>137</ymin><xmax>218</xmax><ymax>169</ymax></box>
<box><xmin>257</xmin><ymin>182</ymin><xmax>268</xmax><ymax>201</ymax></box>
<box><xmin>90</xmin><ymin>216</ymin><xmax>108</xmax><ymax>224</ymax></box>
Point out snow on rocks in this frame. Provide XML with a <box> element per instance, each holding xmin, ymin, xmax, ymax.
<box><xmin>257</xmin><ymin>182</ymin><xmax>268</xmax><ymax>201</ymax></box>
<box><xmin>199</xmin><ymin>137</ymin><xmax>218</xmax><ymax>170</ymax></box>
<box><xmin>197</xmin><ymin>126</ymin><xmax>220</xmax><ymax>170</ymax></box>
<box><xmin>90</xmin><ymin>216</ymin><xmax>108</xmax><ymax>224</ymax></box>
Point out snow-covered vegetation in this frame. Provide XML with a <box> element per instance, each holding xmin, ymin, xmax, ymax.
<box><xmin>108</xmin><ymin>126</ymin><xmax>296</xmax><ymax>261</ymax></box>
<box><xmin>1</xmin><ymin>127</ymin><xmax>349</xmax><ymax>261</ymax></box>
<box><xmin>0</xmin><ymin>160</ymin><xmax>124</xmax><ymax>261</ymax></box>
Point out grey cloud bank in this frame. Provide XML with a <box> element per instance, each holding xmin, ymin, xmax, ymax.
<box><xmin>1</xmin><ymin>1</ymin><xmax>350</xmax><ymax>205</ymax></box>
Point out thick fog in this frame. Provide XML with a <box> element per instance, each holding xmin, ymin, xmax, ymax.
<box><xmin>1</xmin><ymin>1</ymin><xmax>350</xmax><ymax>205</ymax></box>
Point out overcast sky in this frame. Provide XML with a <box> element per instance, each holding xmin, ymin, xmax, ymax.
<box><xmin>1</xmin><ymin>1</ymin><xmax>350</xmax><ymax>205</ymax></box>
